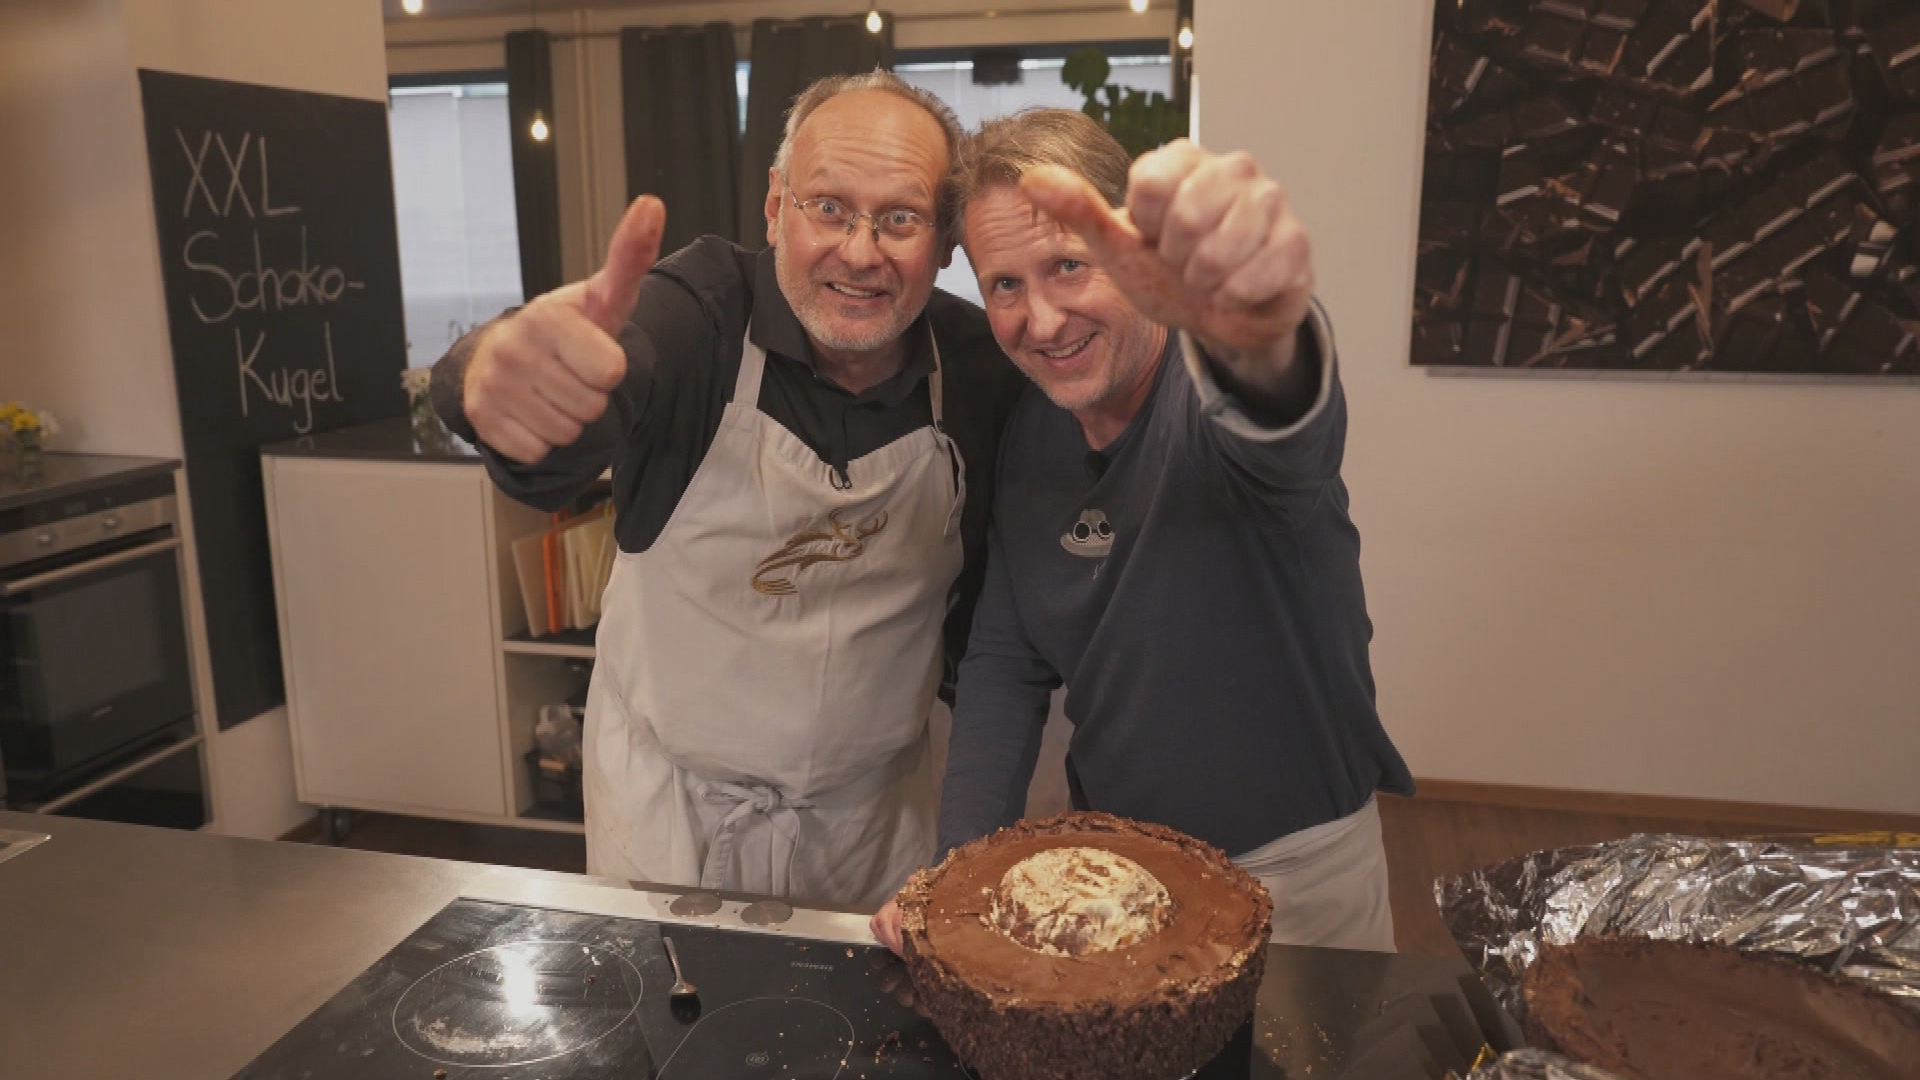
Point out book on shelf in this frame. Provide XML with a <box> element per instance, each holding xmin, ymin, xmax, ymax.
<box><xmin>512</xmin><ymin>501</ymin><xmax>614</xmax><ymax>639</ymax></box>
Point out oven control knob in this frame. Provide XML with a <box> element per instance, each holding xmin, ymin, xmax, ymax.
<box><xmin>35</xmin><ymin>530</ymin><xmax>55</xmax><ymax>547</ymax></box>
<box><xmin>102</xmin><ymin>514</ymin><xmax>121</xmax><ymax>532</ymax></box>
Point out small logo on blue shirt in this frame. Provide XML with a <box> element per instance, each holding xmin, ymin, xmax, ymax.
<box><xmin>1061</xmin><ymin>509</ymin><xmax>1114</xmax><ymax>559</ymax></box>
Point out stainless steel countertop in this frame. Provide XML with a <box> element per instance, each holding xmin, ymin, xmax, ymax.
<box><xmin>0</xmin><ymin>812</ymin><xmax>873</xmax><ymax>1080</ymax></box>
<box><xmin>0</xmin><ymin>812</ymin><xmax>514</xmax><ymax>1079</ymax></box>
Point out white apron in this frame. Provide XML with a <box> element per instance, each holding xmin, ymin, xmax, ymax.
<box><xmin>583</xmin><ymin>322</ymin><xmax>965</xmax><ymax>910</ymax></box>
<box><xmin>1235</xmin><ymin>798</ymin><xmax>1395</xmax><ymax>952</ymax></box>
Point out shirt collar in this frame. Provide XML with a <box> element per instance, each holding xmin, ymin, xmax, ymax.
<box><xmin>750</xmin><ymin>245</ymin><xmax>937</xmax><ymax>406</ymax></box>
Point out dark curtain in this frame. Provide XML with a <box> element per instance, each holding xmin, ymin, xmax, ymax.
<box><xmin>1174</xmin><ymin>0</ymin><xmax>1195</xmax><ymax>115</ymax></box>
<box><xmin>621</xmin><ymin>22</ymin><xmax>741</xmax><ymax>251</ymax></box>
<box><xmin>737</xmin><ymin>14</ymin><xmax>894</xmax><ymax>249</ymax></box>
<box><xmin>506</xmin><ymin>29</ymin><xmax>563</xmax><ymax>297</ymax></box>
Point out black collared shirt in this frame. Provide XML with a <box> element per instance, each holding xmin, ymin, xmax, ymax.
<box><xmin>432</xmin><ymin>237</ymin><xmax>1027</xmax><ymax>678</ymax></box>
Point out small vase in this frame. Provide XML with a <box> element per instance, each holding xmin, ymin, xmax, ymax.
<box><xmin>14</xmin><ymin>432</ymin><xmax>44</xmax><ymax>484</ymax></box>
<box><xmin>409</xmin><ymin>396</ymin><xmax>453</xmax><ymax>453</ymax></box>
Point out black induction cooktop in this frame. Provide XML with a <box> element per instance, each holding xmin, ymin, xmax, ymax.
<box><xmin>232</xmin><ymin>898</ymin><xmax>972</xmax><ymax>1080</ymax></box>
<box><xmin>230</xmin><ymin>896</ymin><xmax>1517</xmax><ymax>1080</ymax></box>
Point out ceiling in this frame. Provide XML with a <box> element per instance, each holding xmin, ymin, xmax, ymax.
<box><xmin>378</xmin><ymin>0</ymin><xmax>1144</xmax><ymax>22</ymax></box>
<box><xmin>380</xmin><ymin>0</ymin><xmax>749</xmax><ymax>20</ymax></box>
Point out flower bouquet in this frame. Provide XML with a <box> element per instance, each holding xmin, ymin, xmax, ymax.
<box><xmin>0</xmin><ymin>402</ymin><xmax>59</xmax><ymax>481</ymax></box>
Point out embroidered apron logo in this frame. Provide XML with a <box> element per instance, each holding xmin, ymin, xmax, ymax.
<box><xmin>1061</xmin><ymin>509</ymin><xmax>1114</xmax><ymax>558</ymax></box>
<box><xmin>752</xmin><ymin>509</ymin><xmax>889</xmax><ymax>595</ymax></box>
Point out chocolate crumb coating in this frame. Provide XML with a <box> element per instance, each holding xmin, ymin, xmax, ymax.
<box><xmin>1523</xmin><ymin>937</ymin><xmax>1920</xmax><ymax>1080</ymax></box>
<box><xmin>898</xmin><ymin>812</ymin><xmax>1272</xmax><ymax>1080</ymax></box>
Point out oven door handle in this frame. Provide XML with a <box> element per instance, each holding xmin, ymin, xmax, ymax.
<box><xmin>0</xmin><ymin>536</ymin><xmax>182</xmax><ymax>596</ymax></box>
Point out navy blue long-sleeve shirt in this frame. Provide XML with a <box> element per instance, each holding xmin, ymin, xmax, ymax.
<box><xmin>938</xmin><ymin>304</ymin><xmax>1415</xmax><ymax>860</ymax></box>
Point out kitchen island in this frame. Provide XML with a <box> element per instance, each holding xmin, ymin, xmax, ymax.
<box><xmin>0</xmin><ymin>812</ymin><xmax>1512</xmax><ymax>1079</ymax></box>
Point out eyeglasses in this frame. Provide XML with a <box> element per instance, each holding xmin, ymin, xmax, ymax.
<box><xmin>784</xmin><ymin>182</ymin><xmax>933</xmax><ymax>248</ymax></box>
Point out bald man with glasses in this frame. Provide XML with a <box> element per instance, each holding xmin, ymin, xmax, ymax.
<box><xmin>431</xmin><ymin>72</ymin><xmax>1024</xmax><ymax>908</ymax></box>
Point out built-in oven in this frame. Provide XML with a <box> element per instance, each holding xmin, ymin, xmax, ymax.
<box><xmin>0</xmin><ymin>475</ymin><xmax>204</xmax><ymax>826</ymax></box>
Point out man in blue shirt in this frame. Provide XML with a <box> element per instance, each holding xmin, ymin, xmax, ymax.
<box><xmin>874</xmin><ymin>110</ymin><xmax>1412</xmax><ymax>952</ymax></box>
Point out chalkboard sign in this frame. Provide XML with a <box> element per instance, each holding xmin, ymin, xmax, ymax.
<box><xmin>138</xmin><ymin>70</ymin><xmax>407</xmax><ymax>730</ymax></box>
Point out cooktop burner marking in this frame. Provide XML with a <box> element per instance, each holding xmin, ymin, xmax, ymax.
<box><xmin>740</xmin><ymin>900</ymin><xmax>795</xmax><ymax>926</ymax></box>
<box><xmin>668</xmin><ymin>892</ymin><xmax>723</xmax><ymax>917</ymax></box>
<box><xmin>389</xmin><ymin>940</ymin><xmax>643</xmax><ymax>1068</ymax></box>
<box><xmin>654</xmin><ymin>995</ymin><xmax>855</xmax><ymax>1079</ymax></box>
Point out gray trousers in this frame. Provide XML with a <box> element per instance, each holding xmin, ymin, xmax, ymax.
<box><xmin>1233</xmin><ymin>798</ymin><xmax>1396</xmax><ymax>953</ymax></box>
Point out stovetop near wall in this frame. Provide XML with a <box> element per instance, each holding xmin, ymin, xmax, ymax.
<box><xmin>0</xmin><ymin>451</ymin><xmax>179</xmax><ymax>515</ymax></box>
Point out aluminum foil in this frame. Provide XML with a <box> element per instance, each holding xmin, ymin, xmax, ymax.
<box><xmin>1466</xmin><ymin>1049</ymin><xmax>1628</xmax><ymax>1080</ymax></box>
<box><xmin>1435</xmin><ymin>832</ymin><xmax>1920</xmax><ymax>1024</ymax></box>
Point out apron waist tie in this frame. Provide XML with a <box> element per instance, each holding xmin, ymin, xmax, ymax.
<box><xmin>695</xmin><ymin>780</ymin><xmax>816</xmax><ymax>896</ymax></box>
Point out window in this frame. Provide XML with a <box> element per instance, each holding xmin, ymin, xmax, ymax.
<box><xmin>896</xmin><ymin>46</ymin><xmax>1174</xmax><ymax>304</ymax></box>
<box><xmin>388</xmin><ymin>77</ymin><xmax>524</xmax><ymax>368</ymax></box>
<box><xmin>896</xmin><ymin>53</ymin><xmax>1173</xmax><ymax>133</ymax></box>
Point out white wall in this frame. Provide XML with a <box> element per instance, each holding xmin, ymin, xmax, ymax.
<box><xmin>385</xmin><ymin>1</ymin><xmax>1176</xmax><ymax>282</ymax></box>
<box><xmin>0</xmin><ymin>0</ymin><xmax>391</xmax><ymax>839</ymax></box>
<box><xmin>0</xmin><ymin>2</ymin><xmax>179</xmax><ymax>455</ymax></box>
<box><xmin>123</xmin><ymin>0</ymin><xmax>389</xmax><ymax>99</ymax></box>
<box><xmin>1197</xmin><ymin>0</ymin><xmax>1920</xmax><ymax>814</ymax></box>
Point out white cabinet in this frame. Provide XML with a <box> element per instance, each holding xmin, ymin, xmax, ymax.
<box><xmin>264</xmin><ymin>457</ymin><xmax>509</xmax><ymax>819</ymax></box>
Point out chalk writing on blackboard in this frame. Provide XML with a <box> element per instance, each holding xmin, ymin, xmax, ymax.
<box><xmin>169</xmin><ymin>128</ymin><xmax>366</xmax><ymax>434</ymax></box>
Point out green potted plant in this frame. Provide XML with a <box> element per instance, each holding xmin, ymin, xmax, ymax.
<box><xmin>1061</xmin><ymin>47</ymin><xmax>1188</xmax><ymax>158</ymax></box>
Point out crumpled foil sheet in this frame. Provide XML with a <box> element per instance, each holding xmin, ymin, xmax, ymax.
<box><xmin>1465</xmin><ymin>1049</ymin><xmax>1628</xmax><ymax>1080</ymax></box>
<box><xmin>1435</xmin><ymin>832</ymin><xmax>1920</xmax><ymax>1026</ymax></box>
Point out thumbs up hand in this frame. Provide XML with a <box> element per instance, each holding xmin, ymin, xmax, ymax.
<box><xmin>1020</xmin><ymin>141</ymin><xmax>1314</xmax><ymax>389</ymax></box>
<box><xmin>463</xmin><ymin>196</ymin><xmax>666</xmax><ymax>463</ymax></box>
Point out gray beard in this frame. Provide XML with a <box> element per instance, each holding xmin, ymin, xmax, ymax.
<box><xmin>774</xmin><ymin>243</ymin><xmax>919</xmax><ymax>356</ymax></box>
<box><xmin>795</xmin><ymin>299</ymin><xmax>913</xmax><ymax>354</ymax></box>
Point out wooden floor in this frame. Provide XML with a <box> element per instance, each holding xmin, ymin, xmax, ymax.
<box><xmin>292</xmin><ymin>795</ymin><xmax>1838</xmax><ymax>957</ymax></box>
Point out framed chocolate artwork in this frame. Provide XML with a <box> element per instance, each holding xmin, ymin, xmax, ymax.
<box><xmin>1413</xmin><ymin>0</ymin><xmax>1920</xmax><ymax>375</ymax></box>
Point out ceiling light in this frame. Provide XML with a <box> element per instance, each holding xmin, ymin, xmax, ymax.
<box><xmin>401</xmin><ymin>0</ymin><xmax>423</xmax><ymax>13</ymax></box>
<box><xmin>1130</xmin><ymin>0</ymin><xmax>1149</xmax><ymax>12</ymax></box>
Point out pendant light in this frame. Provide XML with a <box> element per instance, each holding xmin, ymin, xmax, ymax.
<box><xmin>526</xmin><ymin>0</ymin><xmax>549</xmax><ymax>142</ymax></box>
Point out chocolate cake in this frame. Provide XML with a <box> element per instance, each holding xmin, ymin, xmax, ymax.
<box><xmin>896</xmin><ymin>812</ymin><xmax>1272</xmax><ymax>1080</ymax></box>
<box><xmin>1523</xmin><ymin>936</ymin><xmax>1920</xmax><ymax>1080</ymax></box>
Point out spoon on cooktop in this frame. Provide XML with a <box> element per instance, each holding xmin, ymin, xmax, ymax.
<box><xmin>663</xmin><ymin>936</ymin><xmax>700</xmax><ymax>1021</ymax></box>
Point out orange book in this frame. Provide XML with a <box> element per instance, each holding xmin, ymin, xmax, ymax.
<box><xmin>543</xmin><ymin>524</ymin><xmax>565</xmax><ymax>635</ymax></box>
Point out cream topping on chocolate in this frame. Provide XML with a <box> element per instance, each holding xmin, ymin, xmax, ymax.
<box><xmin>987</xmin><ymin>847</ymin><xmax>1175</xmax><ymax>957</ymax></box>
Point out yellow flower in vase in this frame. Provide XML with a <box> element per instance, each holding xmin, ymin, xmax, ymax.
<box><xmin>0</xmin><ymin>402</ymin><xmax>59</xmax><ymax>460</ymax></box>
